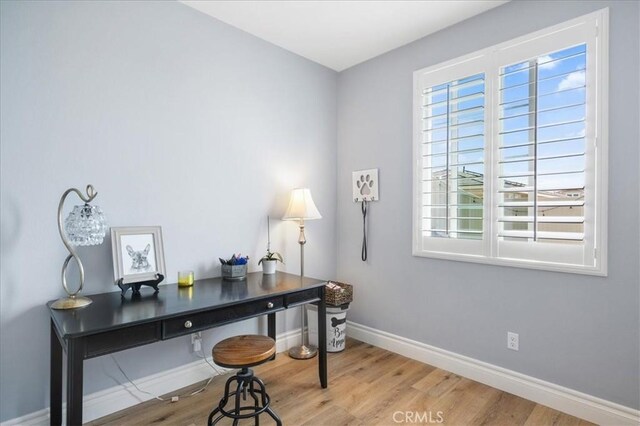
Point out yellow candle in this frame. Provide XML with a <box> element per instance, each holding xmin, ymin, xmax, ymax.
<box><xmin>178</xmin><ymin>271</ymin><xmax>194</xmax><ymax>287</ymax></box>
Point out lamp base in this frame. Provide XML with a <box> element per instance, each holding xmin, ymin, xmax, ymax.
<box><xmin>288</xmin><ymin>344</ymin><xmax>318</xmax><ymax>360</ymax></box>
<box><xmin>51</xmin><ymin>295</ymin><xmax>92</xmax><ymax>310</ymax></box>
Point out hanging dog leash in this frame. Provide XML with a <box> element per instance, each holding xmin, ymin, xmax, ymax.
<box><xmin>361</xmin><ymin>200</ymin><xmax>368</xmax><ymax>261</ymax></box>
<box><xmin>353</xmin><ymin>168</ymin><xmax>379</xmax><ymax>262</ymax></box>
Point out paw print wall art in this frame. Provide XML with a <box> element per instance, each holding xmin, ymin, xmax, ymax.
<box><xmin>357</xmin><ymin>174</ymin><xmax>374</xmax><ymax>197</ymax></box>
<box><xmin>352</xmin><ymin>168</ymin><xmax>379</xmax><ymax>202</ymax></box>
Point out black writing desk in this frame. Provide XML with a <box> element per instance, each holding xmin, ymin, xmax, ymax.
<box><xmin>48</xmin><ymin>272</ymin><xmax>327</xmax><ymax>425</ymax></box>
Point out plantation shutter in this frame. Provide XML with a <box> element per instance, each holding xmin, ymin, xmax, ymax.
<box><xmin>421</xmin><ymin>73</ymin><xmax>486</xmax><ymax>241</ymax></box>
<box><xmin>497</xmin><ymin>44</ymin><xmax>587</xmax><ymax>244</ymax></box>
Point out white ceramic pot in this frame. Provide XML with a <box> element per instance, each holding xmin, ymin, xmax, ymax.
<box><xmin>261</xmin><ymin>259</ymin><xmax>277</xmax><ymax>274</ymax></box>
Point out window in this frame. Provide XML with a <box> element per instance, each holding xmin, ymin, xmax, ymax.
<box><xmin>413</xmin><ymin>9</ymin><xmax>608</xmax><ymax>275</ymax></box>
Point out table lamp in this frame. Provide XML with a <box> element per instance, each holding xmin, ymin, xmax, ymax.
<box><xmin>51</xmin><ymin>185</ymin><xmax>107</xmax><ymax>310</ymax></box>
<box><xmin>283</xmin><ymin>188</ymin><xmax>322</xmax><ymax>359</ymax></box>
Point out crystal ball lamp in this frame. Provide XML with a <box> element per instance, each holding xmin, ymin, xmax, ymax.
<box><xmin>51</xmin><ymin>185</ymin><xmax>107</xmax><ymax>310</ymax></box>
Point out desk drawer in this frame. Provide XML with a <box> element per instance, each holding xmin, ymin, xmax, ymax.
<box><xmin>85</xmin><ymin>322</ymin><xmax>161</xmax><ymax>359</ymax></box>
<box><xmin>162</xmin><ymin>297</ymin><xmax>284</xmax><ymax>339</ymax></box>
<box><xmin>285</xmin><ymin>288</ymin><xmax>321</xmax><ymax>307</ymax></box>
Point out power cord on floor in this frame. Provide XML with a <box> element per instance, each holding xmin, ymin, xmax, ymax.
<box><xmin>110</xmin><ymin>342</ymin><xmax>226</xmax><ymax>403</ymax></box>
<box><xmin>190</xmin><ymin>344</ymin><xmax>228</xmax><ymax>396</ymax></box>
<box><xmin>111</xmin><ymin>355</ymin><xmax>168</xmax><ymax>402</ymax></box>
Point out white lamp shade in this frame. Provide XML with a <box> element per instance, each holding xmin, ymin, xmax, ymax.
<box><xmin>282</xmin><ymin>188</ymin><xmax>322</xmax><ymax>220</ymax></box>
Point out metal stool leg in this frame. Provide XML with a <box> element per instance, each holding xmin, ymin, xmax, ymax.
<box><xmin>232</xmin><ymin>379</ymin><xmax>244</xmax><ymax>426</ymax></box>
<box><xmin>209</xmin><ymin>373</ymin><xmax>241</xmax><ymax>425</ymax></box>
<box><xmin>249</xmin><ymin>380</ymin><xmax>260</xmax><ymax>426</ymax></box>
<box><xmin>252</xmin><ymin>376</ymin><xmax>269</xmax><ymax>407</ymax></box>
<box><xmin>207</xmin><ymin>369</ymin><xmax>280</xmax><ymax>426</ymax></box>
<box><xmin>252</xmin><ymin>377</ymin><xmax>282</xmax><ymax>426</ymax></box>
<box><xmin>265</xmin><ymin>406</ymin><xmax>283</xmax><ymax>426</ymax></box>
<box><xmin>207</xmin><ymin>408</ymin><xmax>218</xmax><ymax>426</ymax></box>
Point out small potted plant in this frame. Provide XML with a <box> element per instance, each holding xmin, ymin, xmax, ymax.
<box><xmin>259</xmin><ymin>250</ymin><xmax>283</xmax><ymax>275</ymax></box>
<box><xmin>259</xmin><ymin>216</ymin><xmax>284</xmax><ymax>275</ymax></box>
<box><xmin>219</xmin><ymin>254</ymin><xmax>249</xmax><ymax>280</ymax></box>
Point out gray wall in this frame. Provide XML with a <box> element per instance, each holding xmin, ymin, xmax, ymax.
<box><xmin>337</xmin><ymin>0</ymin><xmax>639</xmax><ymax>410</ymax></box>
<box><xmin>0</xmin><ymin>1</ymin><xmax>336</xmax><ymax>421</ymax></box>
<box><xmin>2</xmin><ymin>0</ymin><xmax>639</xmax><ymax>422</ymax></box>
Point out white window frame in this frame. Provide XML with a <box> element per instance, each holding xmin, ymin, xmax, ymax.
<box><xmin>412</xmin><ymin>9</ymin><xmax>608</xmax><ymax>276</ymax></box>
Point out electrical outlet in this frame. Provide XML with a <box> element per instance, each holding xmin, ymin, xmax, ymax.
<box><xmin>507</xmin><ymin>332</ymin><xmax>519</xmax><ymax>351</ymax></box>
<box><xmin>191</xmin><ymin>332</ymin><xmax>202</xmax><ymax>352</ymax></box>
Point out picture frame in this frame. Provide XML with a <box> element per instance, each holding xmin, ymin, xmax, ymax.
<box><xmin>111</xmin><ymin>226</ymin><xmax>166</xmax><ymax>285</ymax></box>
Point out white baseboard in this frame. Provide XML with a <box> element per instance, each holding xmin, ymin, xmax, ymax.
<box><xmin>275</xmin><ymin>328</ymin><xmax>302</xmax><ymax>354</ymax></box>
<box><xmin>347</xmin><ymin>321</ymin><xmax>640</xmax><ymax>426</ymax></box>
<box><xmin>0</xmin><ymin>329</ymin><xmax>301</xmax><ymax>426</ymax></box>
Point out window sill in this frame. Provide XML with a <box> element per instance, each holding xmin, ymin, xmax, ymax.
<box><xmin>412</xmin><ymin>249</ymin><xmax>607</xmax><ymax>277</ymax></box>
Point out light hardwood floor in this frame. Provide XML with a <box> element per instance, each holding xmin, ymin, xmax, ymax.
<box><xmin>89</xmin><ymin>338</ymin><xmax>592</xmax><ymax>426</ymax></box>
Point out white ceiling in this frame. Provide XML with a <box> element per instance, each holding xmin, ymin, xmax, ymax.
<box><xmin>181</xmin><ymin>1</ymin><xmax>509</xmax><ymax>71</ymax></box>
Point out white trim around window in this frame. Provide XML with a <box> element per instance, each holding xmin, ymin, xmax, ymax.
<box><xmin>412</xmin><ymin>9</ymin><xmax>608</xmax><ymax>276</ymax></box>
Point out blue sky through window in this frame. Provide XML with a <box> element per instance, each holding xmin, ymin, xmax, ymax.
<box><xmin>500</xmin><ymin>44</ymin><xmax>587</xmax><ymax>191</ymax></box>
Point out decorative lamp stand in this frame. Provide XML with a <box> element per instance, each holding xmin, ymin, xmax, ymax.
<box><xmin>288</xmin><ymin>219</ymin><xmax>318</xmax><ymax>359</ymax></box>
<box><xmin>52</xmin><ymin>185</ymin><xmax>107</xmax><ymax>310</ymax></box>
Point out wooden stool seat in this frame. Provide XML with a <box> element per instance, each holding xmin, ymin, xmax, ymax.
<box><xmin>212</xmin><ymin>335</ymin><xmax>276</xmax><ymax>368</ymax></box>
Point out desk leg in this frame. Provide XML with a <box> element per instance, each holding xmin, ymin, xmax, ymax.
<box><xmin>66</xmin><ymin>338</ymin><xmax>84</xmax><ymax>425</ymax></box>
<box><xmin>267</xmin><ymin>312</ymin><xmax>276</xmax><ymax>340</ymax></box>
<box><xmin>318</xmin><ymin>287</ymin><xmax>327</xmax><ymax>388</ymax></box>
<box><xmin>50</xmin><ymin>320</ymin><xmax>62</xmax><ymax>426</ymax></box>
<box><xmin>268</xmin><ymin>312</ymin><xmax>276</xmax><ymax>360</ymax></box>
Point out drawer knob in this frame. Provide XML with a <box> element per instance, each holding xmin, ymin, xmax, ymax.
<box><xmin>266</xmin><ymin>302</ymin><xmax>274</xmax><ymax>309</ymax></box>
<box><xmin>184</xmin><ymin>320</ymin><xmax>193</xmax><ymax>329</ymax></box>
